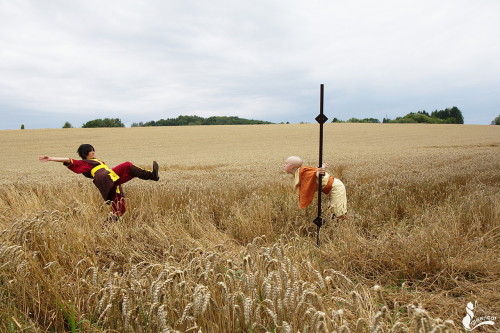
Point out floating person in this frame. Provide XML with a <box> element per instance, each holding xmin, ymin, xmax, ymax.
<box><xmin>283</xmin><ymin>155</ymin><xmax>347</xmax><ymax>219</ymax></box>
<box><xmin>39</xmin><ymin>144</ymin><xmax>159</xmax><ymax>219</ymax></box>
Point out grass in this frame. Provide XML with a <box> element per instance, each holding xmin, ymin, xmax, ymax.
<box><xmin>0</xmin><ymin>123</ymin><xmax>499</xmax><ymax>332</ymax></box>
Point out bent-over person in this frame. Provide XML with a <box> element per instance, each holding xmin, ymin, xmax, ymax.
<box><xmin>283</xmin><ymin>155</ymin><xmax>347</xmax><ymax>218</ymax></box>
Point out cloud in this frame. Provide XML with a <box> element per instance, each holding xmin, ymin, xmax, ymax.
<box><xmin>1</xmin><ymin>0</ymin><xmax>499</xmax><ymax>129</ymax></box>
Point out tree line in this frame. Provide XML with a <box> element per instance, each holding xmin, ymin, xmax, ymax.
<box><xmin>331</xmin><ymin>107</ymin><xmax>465</xmax><ymax>124</ymax></box>
<box><xmin>131</xmin><ymin>115</ymin><xmax>272</xmax><ymax>127</ymax></box>
<box><xmin>53</xmin><ymin>109</ymin><xmax>500</xmax><ymax>129</ymax></box>
<box><xmin>58</xmin><ymin>116</ymin><xmax>271</xmax><ymax>129</ymax></box>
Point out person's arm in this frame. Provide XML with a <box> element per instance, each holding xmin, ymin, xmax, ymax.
<box><xmin>317</xmin><ymin>163</ymin><xmax>333</xmax><ymax>190</ymax></box>
<box><xmin>317</xmin><ymin>163</ymin><xmax>329</xmax><ymax>176</ymax></box>
<box><xmin>39</xmin><ymin>156</ymin><xmax>92</xmax><ymax>174</ymax></box>
<box><xmin>39</xmin><ymin>156</ymin><xmax>70</xmax><ymax>163</ymax></box>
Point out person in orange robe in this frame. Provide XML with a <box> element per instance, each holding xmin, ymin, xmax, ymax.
<box><xmin>283</xmin><ymin>156</ymin><xmax>347</xmax><ymax>218</ymax></box>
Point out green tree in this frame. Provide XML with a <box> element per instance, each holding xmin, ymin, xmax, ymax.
<box><xmin>431</xmin><ymin>106</ymin><xmax>464</xmax><ymax>124</ymax></box>
<box><xmin>82</xmin><ymin>118</ymin><xmax>125</xmax><ymax>128</ymax></box>
<box><xmin>448</xmin><ymin>106</ymin><xmax>464</xmax><ymax>124</ymax></box>
<box><xmin>491</xmin><ymin>115</ymin><xmax>500</xmax><ymax>125</ymax></box>
<box><xmin>20</xmin><ymin>124</ymin><xmax>25</xmax><ymax>130</ymax></box>
<box><xmin>62</xmin><ymin>122</ymin><xmax>73</xmax><ymax>128</ymax></box>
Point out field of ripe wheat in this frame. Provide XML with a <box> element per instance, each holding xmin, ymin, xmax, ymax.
<box><xmin>0</xmin><ymin>123</ymin><xmax>499</xmax><ymax>332</ymax></box>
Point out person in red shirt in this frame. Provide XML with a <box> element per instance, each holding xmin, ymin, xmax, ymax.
<box><xmin>39</xmin><ymin>144</ymin><xmax>159</xmax><ymax>219</ymax></box>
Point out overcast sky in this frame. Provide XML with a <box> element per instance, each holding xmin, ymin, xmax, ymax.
<box><xmin>1</xmin><ymin>0</ymin><xmax>499</xmax><ymax>129</ymax></box>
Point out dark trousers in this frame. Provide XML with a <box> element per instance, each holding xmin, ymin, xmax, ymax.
<box><xmin>109</xmin><ymin>162</ymin><xmax>152</xmax><ymax>216</ymax></box>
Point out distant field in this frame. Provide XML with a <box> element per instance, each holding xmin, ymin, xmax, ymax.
<box><xmin>1</xmin><ymin>123</ymin><xmax>499</xmax><ymax>181</ymax></box>
<box><xmin>0</xmin><ymin>124</ymin><xmax>499</xmax><ymax>332</ymax></box>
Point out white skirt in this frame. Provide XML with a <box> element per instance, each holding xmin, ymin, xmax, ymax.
<box><xmin>329</xmin><ymin>178</ymin><xmax>347</xmax><ymax>217</ymax></box>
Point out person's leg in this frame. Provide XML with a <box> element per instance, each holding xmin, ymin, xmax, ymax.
<box><xmin>112</xmin><ymin>162</ymin><xmax>134</xmax><ymax>184</ymax></box>
<box><xmin>110</xmin><ymin>187</ymin><xmax>126</xmax><ymax>217</ymax></box>
<box><xmin>128</xmin><ymin>161</ymin><xmax>159</xmax><ymax>181</ymax></box>
<box><xmin>113</xmin><ymin>161</ymin><xmax>159</xmax><ymax>185</ymax></box>
<box><xmin>329</xmin><ymin>178</ymin><xmax>348</xmax><ymax>218</ymax></box>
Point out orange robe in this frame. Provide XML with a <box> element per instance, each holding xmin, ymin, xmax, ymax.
<box><xmin>296</xmin><ymin>166</ymin><xmax>334</xmax><ymax>208</ymax></box>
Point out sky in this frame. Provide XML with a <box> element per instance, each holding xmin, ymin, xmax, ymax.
<box><xmin>1</xmin><ymin>0</ymin><xmax>499</xmax><ymax>129</ymax></box>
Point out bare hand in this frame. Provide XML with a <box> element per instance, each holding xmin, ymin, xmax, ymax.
<box><xmin>39</xmin><ymin>155</ymin><xmax>50</xmax><ymax>162</ymax></box>
<box><xmin>318</xmin><ymin>163</ymin><xmax>329</xmax><ymax>175</ymax></box>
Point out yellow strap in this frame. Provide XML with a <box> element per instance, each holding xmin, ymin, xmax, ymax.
<box><xmin>90</xmin><ymin>163</ymin><xmax>120</xmax><ymax>182</ymax></box>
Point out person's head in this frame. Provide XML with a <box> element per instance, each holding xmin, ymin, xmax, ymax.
<box><xmin>283</xmin><ymin>156</ymin><xmax>303</xmax><ymax>174</ymax></box>
<box><xmin>77</xmin><ymin>144</ymin><xmax>95</xmax><ymax>159</ymax></box>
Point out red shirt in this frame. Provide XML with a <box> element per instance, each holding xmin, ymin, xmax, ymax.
<box><xmin>64</xmin><ymin>158</ymin><xmax>119</xmax><ymax>201</ymax></box>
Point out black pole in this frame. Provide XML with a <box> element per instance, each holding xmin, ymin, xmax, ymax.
<box><xmin>313</xmin><ymin>84</ymin><xmax>328</xmax><ymax>246</ymax></box>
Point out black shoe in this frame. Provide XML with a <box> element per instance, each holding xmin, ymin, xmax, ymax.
<box><xmin>152</xmin><ymin>161</ymin><xmax>160</xmax><ymax>181</ymax></box>
<box><xmin>106</xmin><ymin>213</ymin><xmax>120</xmax><ymax>223</ymax></box>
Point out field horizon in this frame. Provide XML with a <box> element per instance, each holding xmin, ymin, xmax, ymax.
<box><xmin>1</xmin><ymin>123</ymin><xmax>499</xmax><ymax>332</ymax></box>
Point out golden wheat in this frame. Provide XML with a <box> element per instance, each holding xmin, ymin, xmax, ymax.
<box><xmin>0</xmin><ymin>124</ymin><xmax>499</xmax><ymax>332</ymax></box>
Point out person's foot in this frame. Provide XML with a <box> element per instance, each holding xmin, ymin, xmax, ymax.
<box><xmin>106</xmin><ymin>213</ymin><xmax>120</xmax><ymax>223</ymax></box>
<box><xmin>152</xmin><ymin>161</ymin><xmax>160</xmax><ymax>181</ymax></box>
<box><xmin>332</xmin><ymin>213</ymin><xmax>348</xmax><ymax>220</ymax></box>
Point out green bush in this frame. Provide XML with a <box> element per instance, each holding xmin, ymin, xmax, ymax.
<box><xmin>82</xmin><ymin>118</ymin><xmax>125</xmax><ymax>128</ymax></box>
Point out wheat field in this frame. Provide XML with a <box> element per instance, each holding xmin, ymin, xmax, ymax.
<box><xmin>0</xmin><ymin>123</ymin><xmax>499</xmax><ymax>332</ymax></box>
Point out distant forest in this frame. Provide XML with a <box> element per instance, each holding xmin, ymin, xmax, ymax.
<box><xmin>332</xmin><ymin>107</ymin><xmax>464</xmax><ymax>124</ymax></box>
<box><xmin>131</xmin><ymin>115</ymin><xmax>272</xmax><ymax>127</ymax></box>
<box><xmin>66</xmin><ymin>107</ymin><xmax>467</xmax><ymax>129</ymax></box>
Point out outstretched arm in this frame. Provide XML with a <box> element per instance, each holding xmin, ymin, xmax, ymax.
<box><xmin>39</xmin><ymin>156</ymin><xmax>92</xmax><ymax>174</ymax></box>
<box><xmin>39</xmin><ymin>156</ymin><xmax>70</xmax><ymax>163</ymax></box>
